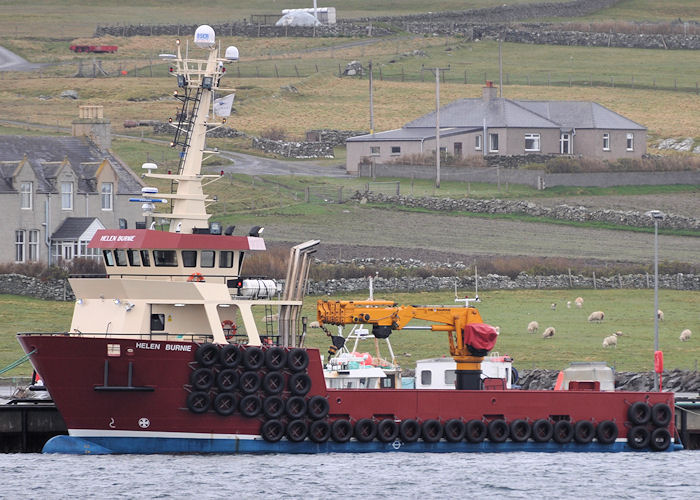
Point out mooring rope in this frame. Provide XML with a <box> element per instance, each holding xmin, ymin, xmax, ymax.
<box><xmin>0</xmin><ymin>349</ymin><xmax>36</xmax><ymax>376</ymax></box>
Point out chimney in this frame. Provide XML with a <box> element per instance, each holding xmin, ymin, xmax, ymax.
<box><xmin>482</xmin><ymin>81</ymin><xmax>498</xmax><ymax>102</ymax></box>
<box><xmin>72</xmin><ymin>105</ymin><xmax>112</xmax><ymax>149</ymax></box>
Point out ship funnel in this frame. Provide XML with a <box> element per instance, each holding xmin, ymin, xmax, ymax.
<box><xmin>194</xmin><ymin>25</ymin><xmax>215</xmax><ymax>48</ymax></box>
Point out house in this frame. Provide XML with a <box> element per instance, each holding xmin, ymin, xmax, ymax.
<box><xmin>0</xmin><ymin>105</ymin><xmax>145</xmax><ymax>265</ymax></box>
<box><xmin>346</xmin><ymin>82</ymin><xmax>647</xmax><ymax>174</ymax></box>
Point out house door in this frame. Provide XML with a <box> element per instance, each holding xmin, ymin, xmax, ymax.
<box><xmin>560</xmin><ymin>133</ymin><xmax>571</xmax><ymax>154</ymax></box>
<box><xmin>62</xmin><ymin>242</ymin><xmax>74</xmax><ymax>260</ymax></box>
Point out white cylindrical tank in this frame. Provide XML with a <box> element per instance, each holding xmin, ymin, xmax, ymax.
<box><xmin>239</xmin><ymin>279</ymin><xmax>280</xmax><ymax>299</ymax></box>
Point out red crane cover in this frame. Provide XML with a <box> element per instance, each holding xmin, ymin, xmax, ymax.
<box><xmin>463</xmin><ymin>323</ymin><xmax>499</xmax><ymax>351</ymax></box>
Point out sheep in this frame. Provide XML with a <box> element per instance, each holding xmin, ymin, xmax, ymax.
<box><xmin>588</xmin><ymin>311</ymin><xmax>605</xmax><ymax>322</ymax></box>
<box><xmin>602</xmin><ymin>335</ymin><xmax>618</xmax><ymax>348</ymax></box>
<box><xmin>527</xmin><ymin>321</ymin><xmax>539</xmax><ymax>334</ymax></box>
<box><xmin>574</xmin><ymin>297</ymin><xmax>584</xmax><ymax>308</ymax></box>
<box><xmin>657</xmin><ymin>309</ymin><xmax>664</xmax><ymax>321</ymax></box>
<box><xmin>566</xmin><ymin>301</ymin><xmax>571</xmax><ymax>309</ymax></box>
<box><xmin>680</xmin><ymin>329</ymin><xmax>692</xmax><ymax>342</ymax></box>
<box><xmin>542</xmin><ymin>326</ymin><xmax>555</xmax><ymax>339</ymax></box>
<box><xmin>261</xmin><ymin>313</ymin><xmax>279</xmax><ymax>322</ymax></box>
<box><xmin>494</xmin><ymin>326</ymin><xmax>501</xmax><ymax>334</ymax></box>
<box><xmin>614</xmin><ymin>330</ymin><xmax>624</xmax><ymax>337</ymax></box>
<box><xmin>551</xmin><ymin>303</ymin><xmax>557</xmax><ymax>311</ymax></box>
<box><xmin>309</xmin><ymin>320</ymin><xmax>321</xmax><ymax>328</ymax></box>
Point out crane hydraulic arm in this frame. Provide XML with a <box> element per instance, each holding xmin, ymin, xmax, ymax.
<box><xmin>317</xmin><ymin>300</ymin><xmax>499</xmax><ymax>389</ymax></box>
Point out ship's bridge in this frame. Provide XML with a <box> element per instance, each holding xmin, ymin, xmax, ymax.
<box><xmin>90</xmin><ymin>228</ymin><xmax>265</xmax><ymax>288</ymax></box>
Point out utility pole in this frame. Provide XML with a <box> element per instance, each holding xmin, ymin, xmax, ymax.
<box><xmin>369</xmin><ymin>60</ymin><xmax>374</xmax><ymax>134</ymax></box>
<box><xmin>498</xmin><ymin>38</ymin><xmax>503</xmax><ymax>97</ymax></box>
<box><xmin>422</xmin><ymin>65</ymin><xmax>450</xmax><ymax>188</ymax></box>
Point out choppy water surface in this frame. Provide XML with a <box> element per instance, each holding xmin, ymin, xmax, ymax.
<box><xmin>1</xmin><ymin>452</ymin><xmax>699</xmax><ymax>499</ymax></box>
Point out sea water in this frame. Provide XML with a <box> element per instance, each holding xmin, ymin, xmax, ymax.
<box><xmin>1</xmin><ymin>452</ymin><xmax>699</xmax><ymax>499</ymax></box>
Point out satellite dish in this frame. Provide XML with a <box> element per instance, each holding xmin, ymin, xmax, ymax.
<box><xmin>194</xmin><ymin>25</ymin><xmax>215</xmax><ymax>49</ymax></box>
<box><xmin>142</xmin><ymin>162</ymin><xmax>157</xmax><ymax>171</ymax></box>
<box><xmin>225</xmin><ymin>46</ymin><xmax>239</xmax><ymax>61</ymax></box>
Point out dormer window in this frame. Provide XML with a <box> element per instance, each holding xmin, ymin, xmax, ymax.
<box><xmin>20</xmin><ymin>182</ymin><xmax>32</xmax><ymax>210</ymax></box>
<box><xmin>61</xmin><ymin>182</ymin><xmax>73</xmax><ymax>210</ymax></box>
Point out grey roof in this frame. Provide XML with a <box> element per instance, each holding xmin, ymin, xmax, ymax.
<box><xmin>347</xmin><ymin>127</ymin><xmax>479</xmax><ymax>142</ymax></box>
<box><xmin>0</xmin><ymin>135</ymin><xmax>143</xmax><ymax>194</ymax></box>
<box><xmin>365</xmin><ymin>97</ymin><xmax>647</xmax><ymax>141</ymax></box>
<box><xmin>516</xmin><ymin>100</ymin><xmax>646</xmax><ymax>130</ymax></box>
<box><xmin>51</xmin><ymin>217</ymin><xmax>100</xmax><ymax>240</ymax></box>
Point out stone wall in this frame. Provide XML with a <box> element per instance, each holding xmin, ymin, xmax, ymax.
<box><xmin>251</xmin><ymin>137</ymin><xmax>335</xmax><ymax>158</ymax></box>
<box><xmin>306</xmin><ymin>129</ymin><xmax>367</xmax><ymax>146</ymax></box>
<box><xmin>307</xmin><ymin>272</ymin><xmax>699</xmax><ymax>295</ymax></box>
<box><xmin>352</xmin><ymin>193</ymin><xmax>700</xmax><ymax>231</ymax></box>
<box><xmin>0</xmin><ymin>274</ymin><xmax>74</xmax><ymax>301</ymax></box>
<box><xmin>364</xmin><ymin>163</ymin><xmax>700</xmax><ymax>189</ymax></box>
<box><xmin>518</xmin><ymin>368</ymin><xmax>700</xmax><ymax>392</ymax></box>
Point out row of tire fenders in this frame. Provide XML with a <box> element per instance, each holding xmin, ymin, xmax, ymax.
<box><xmin>183</xmin><ymin>343</ymin><xmax>673</xmax><ymax>451</ymax></box>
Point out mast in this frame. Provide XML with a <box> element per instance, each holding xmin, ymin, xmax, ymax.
<box><xmin>147</xmin><ymin>25</ymin><xmax>237</xmax><ymax>234</ymax></box>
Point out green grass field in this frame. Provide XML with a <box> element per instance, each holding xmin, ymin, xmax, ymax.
<box><xmin>1</xmin><ymin>289</ymin><xmax>698</xmax><ymax>377</ymax></box>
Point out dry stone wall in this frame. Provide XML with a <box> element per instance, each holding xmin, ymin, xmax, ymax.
<box><xmin>518</xmin><ymin>368</ymin><xmax>700</xmax><ymax>392</ymax></box>
<box><xmin>353</xmin><ymin>193</ymin><xmax>700</xmax><ymax>231</ymax></box>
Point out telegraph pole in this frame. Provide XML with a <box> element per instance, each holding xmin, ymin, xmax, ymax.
<box><xmin>369</xmin><ymin>60</ymin><xmax>374</xmax><ymax>134</ymax></box>
<box><xmin>422</xmin><ymin>65</ymin><xmax>450</xmax><ymax>188</ymax></box>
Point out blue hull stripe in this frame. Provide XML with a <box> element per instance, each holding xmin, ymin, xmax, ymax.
<box><xmin>43</xmin><ymin>435</ymin><xmax>682</xmax><ymax>455</ymax></box>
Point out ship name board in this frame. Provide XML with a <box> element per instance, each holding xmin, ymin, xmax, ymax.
<box><xmin>135</xmin><ymin>342</ymin><xmax>192</xmax><ymax>352</ymax></box>
<box><xmin>100</xmin><ymin>235</ymin><xmax>136</xmax><ymax>242</ymax></box>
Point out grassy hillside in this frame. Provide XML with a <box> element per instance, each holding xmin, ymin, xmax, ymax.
<box><xmin>1</xmin><ymin>289</ymin><xmax>698</xmax><ymax>377</ymax></box>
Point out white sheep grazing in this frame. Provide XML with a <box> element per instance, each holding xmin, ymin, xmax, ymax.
<box><xmin>566</xmin><ymin>301</ymin><xmax>571</xmax><ymax>309</ymax></box>
<box><xmin>588</xmin><ymin>311</ymin><xmax>605</xmax><ymax>322</ymax></box>
<box><xmin>551</xmin><ymin>303</ymin><xmax>557</xmax><ymax>311</ymax></box>
<box><xmin>574</xmin><ymin>297</ymin><xmax>584</xmax><ymax>308</ymax></box>
<box><xmin>657</xmin><ymin>309</ymin><xmax>664</xmax><ymax>321</ymax></box>
<box><xmin>309</xmin><ymin>320</ymin><xmax>321</xmax><ymax>328</ymax></box>
<box><xmin>542</xmin><ymin>326</ymin><xmax>555</xmax><ymax>339</ymax></box>
<box><xmin>602</xmin><ymin>335</ymin><xmax>618</xmax><ymax>348</ymax></box>
<box><xmin>262</xmin><ymin>313</ymin><xmax>279</xmax><ymax>322</ymax></box>
<box><xmin>527</xmin><ymin>321</ymin><xmax>539</xmax><ymax>334</ymax></box>
<box><xmin>614</xmin><ymin>330</ymin><xmax>624</xmax><ymax>337</ymax></box>
<box><xmin>680</xmin><ymin>329</ymin><xmax>692</xmax><ymax>342</ymax></box>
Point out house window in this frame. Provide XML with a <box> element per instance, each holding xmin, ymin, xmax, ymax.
<box><xmin>525</xmin><ymin>133</ymin><xmax>540</xmax><ymax>152</ymax></box>
<box><xmin>489</xmin><ymin>133</ymin><xmax>499</xmax><ymax>152</ymax></box>
<box><xmin>15</xmin><ymin>230</ymin><xmax>25</xmax><ymax>262</ymax></box>
<box><xmin>454</xmin><ymin>142</ymin><xmax>462</xmax><ymax>157</ymax></box>
<box><xmin>391</xmin><ymin>146</ymin><xmax>401</xmax><ymax>155</ymax></box>
<box><xmin>475</xmin><ymin>135</ymin><xmax>482</xmax><ymax>151</ymax></box>
<box><xmin>61</xmin><ymin>182</ymin><xmax>73</xmax><ymax>210</ymax></box>
<box><xmin>602</xmin><ymin>133</ymin><xmax>610</xmax><ymax>151</ymax></box>
<box><xmin>369</xmin><ymin>146</ymin><xmax>380</xmax><ymax>156</ymax></box>
<box><xmin>28</xmin><ymin>230</ymin><xmax>39</xmax><ymax>261</ymax></box>
<box><xmin>101</xmin><ymin>182</ymin><xmax>113</xmax><ymax>211</ymax></box>
<box><xmin>20</xmin><ymin>182</ymin><xmax>32</xmax><ymax>210</ymax></box>
<box><xmin>560</xmin><ymin>133</ymin><xmax>571</xmax><ymax>154</ymax></box>
<box><xmin>626</xmin><ymin>133</ymin><xmax>634</xmax><ymax>151</ymax></box>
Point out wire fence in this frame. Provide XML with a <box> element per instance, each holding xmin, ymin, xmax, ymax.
<box><xmin>10</xmin><ymin>57</ymin><xmax>700</xmax><ymax>96</ymax></box>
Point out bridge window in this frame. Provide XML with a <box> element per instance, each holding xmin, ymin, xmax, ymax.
<box><xmin>420</xmin><ymin>370</ymin><xmax>432</xmax><ymax>386</ymax></box>
<box><xmin>219</xmin><ymin>251</ymin><xmax>233</xmax><ymax>268</ymax></box>
<box><xmin>103</xmin><ymin>250</ymin><xmax>114</xmax><ymax>266</ymax></box>
<box><xmin>153</xmin><ymin>250</ymin><xmax>177</xmax><ymax>267</ymax></box>
<box><xmin>201</xmin><ymin>250</ymin><xmax>215</xmax><ymax>267</ymax></box>
<box><xmin>115</xmin><ymin>249</ymin><xmax>128</xmax><ymax>266</ymax></box>
<box><xmin>445</xmin><ymin>369</ymin><xmax>456</xmax><ymax>386</ymax></box>
<box><xmin>182</xmin><ymin>250</ymin><xmax>197</xmax><ymax>267</ymax></box>
<box><xmin>140</xmin><ymin>250</ymin><xmax>151</xmax><ymax>266</ymax></box>
<box><xmin>127</xmin><ymin>249</ymin><xmax>141</xmax><ymax>266</ymax></box>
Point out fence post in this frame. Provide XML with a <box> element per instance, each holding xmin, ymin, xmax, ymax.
<box><xmin>593</xmin><ymin>271</ymin><xmax>597</xmax><ymax>289</ymax></box>
<box><xmin>646</xmin><ymin>272</ymin><xmax>650</xmax><ymax>288</ymax></box>
<box><xmin>337</xmin><ymin>187</ymin><xmax>343</xmax><ymax>203</ymax></box>
<box><xmin>305</xmin><ymin>187</ymin><xmax>310</xmax><ymax>203</ymax></box>
<box><xmin>395</xmin><ymin>182</ymin><xmax>400</xmax><ymax>196</ymax></box>
<box><xmin>275</xmin><ymin>65</ymin><xmax>279</xmax><ymax>78</ymax></box>
<box><xmin>401</xmin><ymin>66</ymin><xmax>404</xmax><ymax>82</ymax></box>
<box><xmin>295</xmin><ymin>65</ymin><xmax>299</xmax><ymax>78</ymax></box>
<box><xmin>610</xmin><ymin>76</ymin><xmax>614</xmax><ymax>87</ymax></box>
<box><xmin>568</xmin><ymin>268</ymin><xmax>573</xmax><ymax>288</ymax></box>
<box><xmin>464</xmin><ymin>69</ymin><xmax>467</xmax><ymax>84</ymax></box>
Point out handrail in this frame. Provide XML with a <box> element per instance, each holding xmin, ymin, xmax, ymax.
<box><xmin>17</xmin><ymin>332</ymin><xmax>214</xmax><ymax>342</ymax></box>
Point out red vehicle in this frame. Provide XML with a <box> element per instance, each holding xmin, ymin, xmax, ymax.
<box><xmin>70</xmin><ymin>45</ymin><xmax>118</xmax><ymax>54</ymax></box>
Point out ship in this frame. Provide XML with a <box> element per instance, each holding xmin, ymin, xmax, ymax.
<box><xmin>17</xmin><ymin>26</ymin><xmax>680</xmax><ymax>454</ymax></box>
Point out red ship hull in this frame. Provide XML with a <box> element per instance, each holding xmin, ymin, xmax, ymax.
<box><xmin>18</xmin><ymin>334</ymin><xmax>678</xmax><ymax>454</ymax></box>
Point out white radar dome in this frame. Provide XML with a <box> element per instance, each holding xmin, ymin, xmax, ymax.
<box><xmin>225</xmin><ymin>46</ymin><xmax>239</xmax><ymax>61</ymax></box>
<box><xmin>194</xmin><ymin>25</ymin><xmax>215</xmax><ymax>48</ymax></box>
